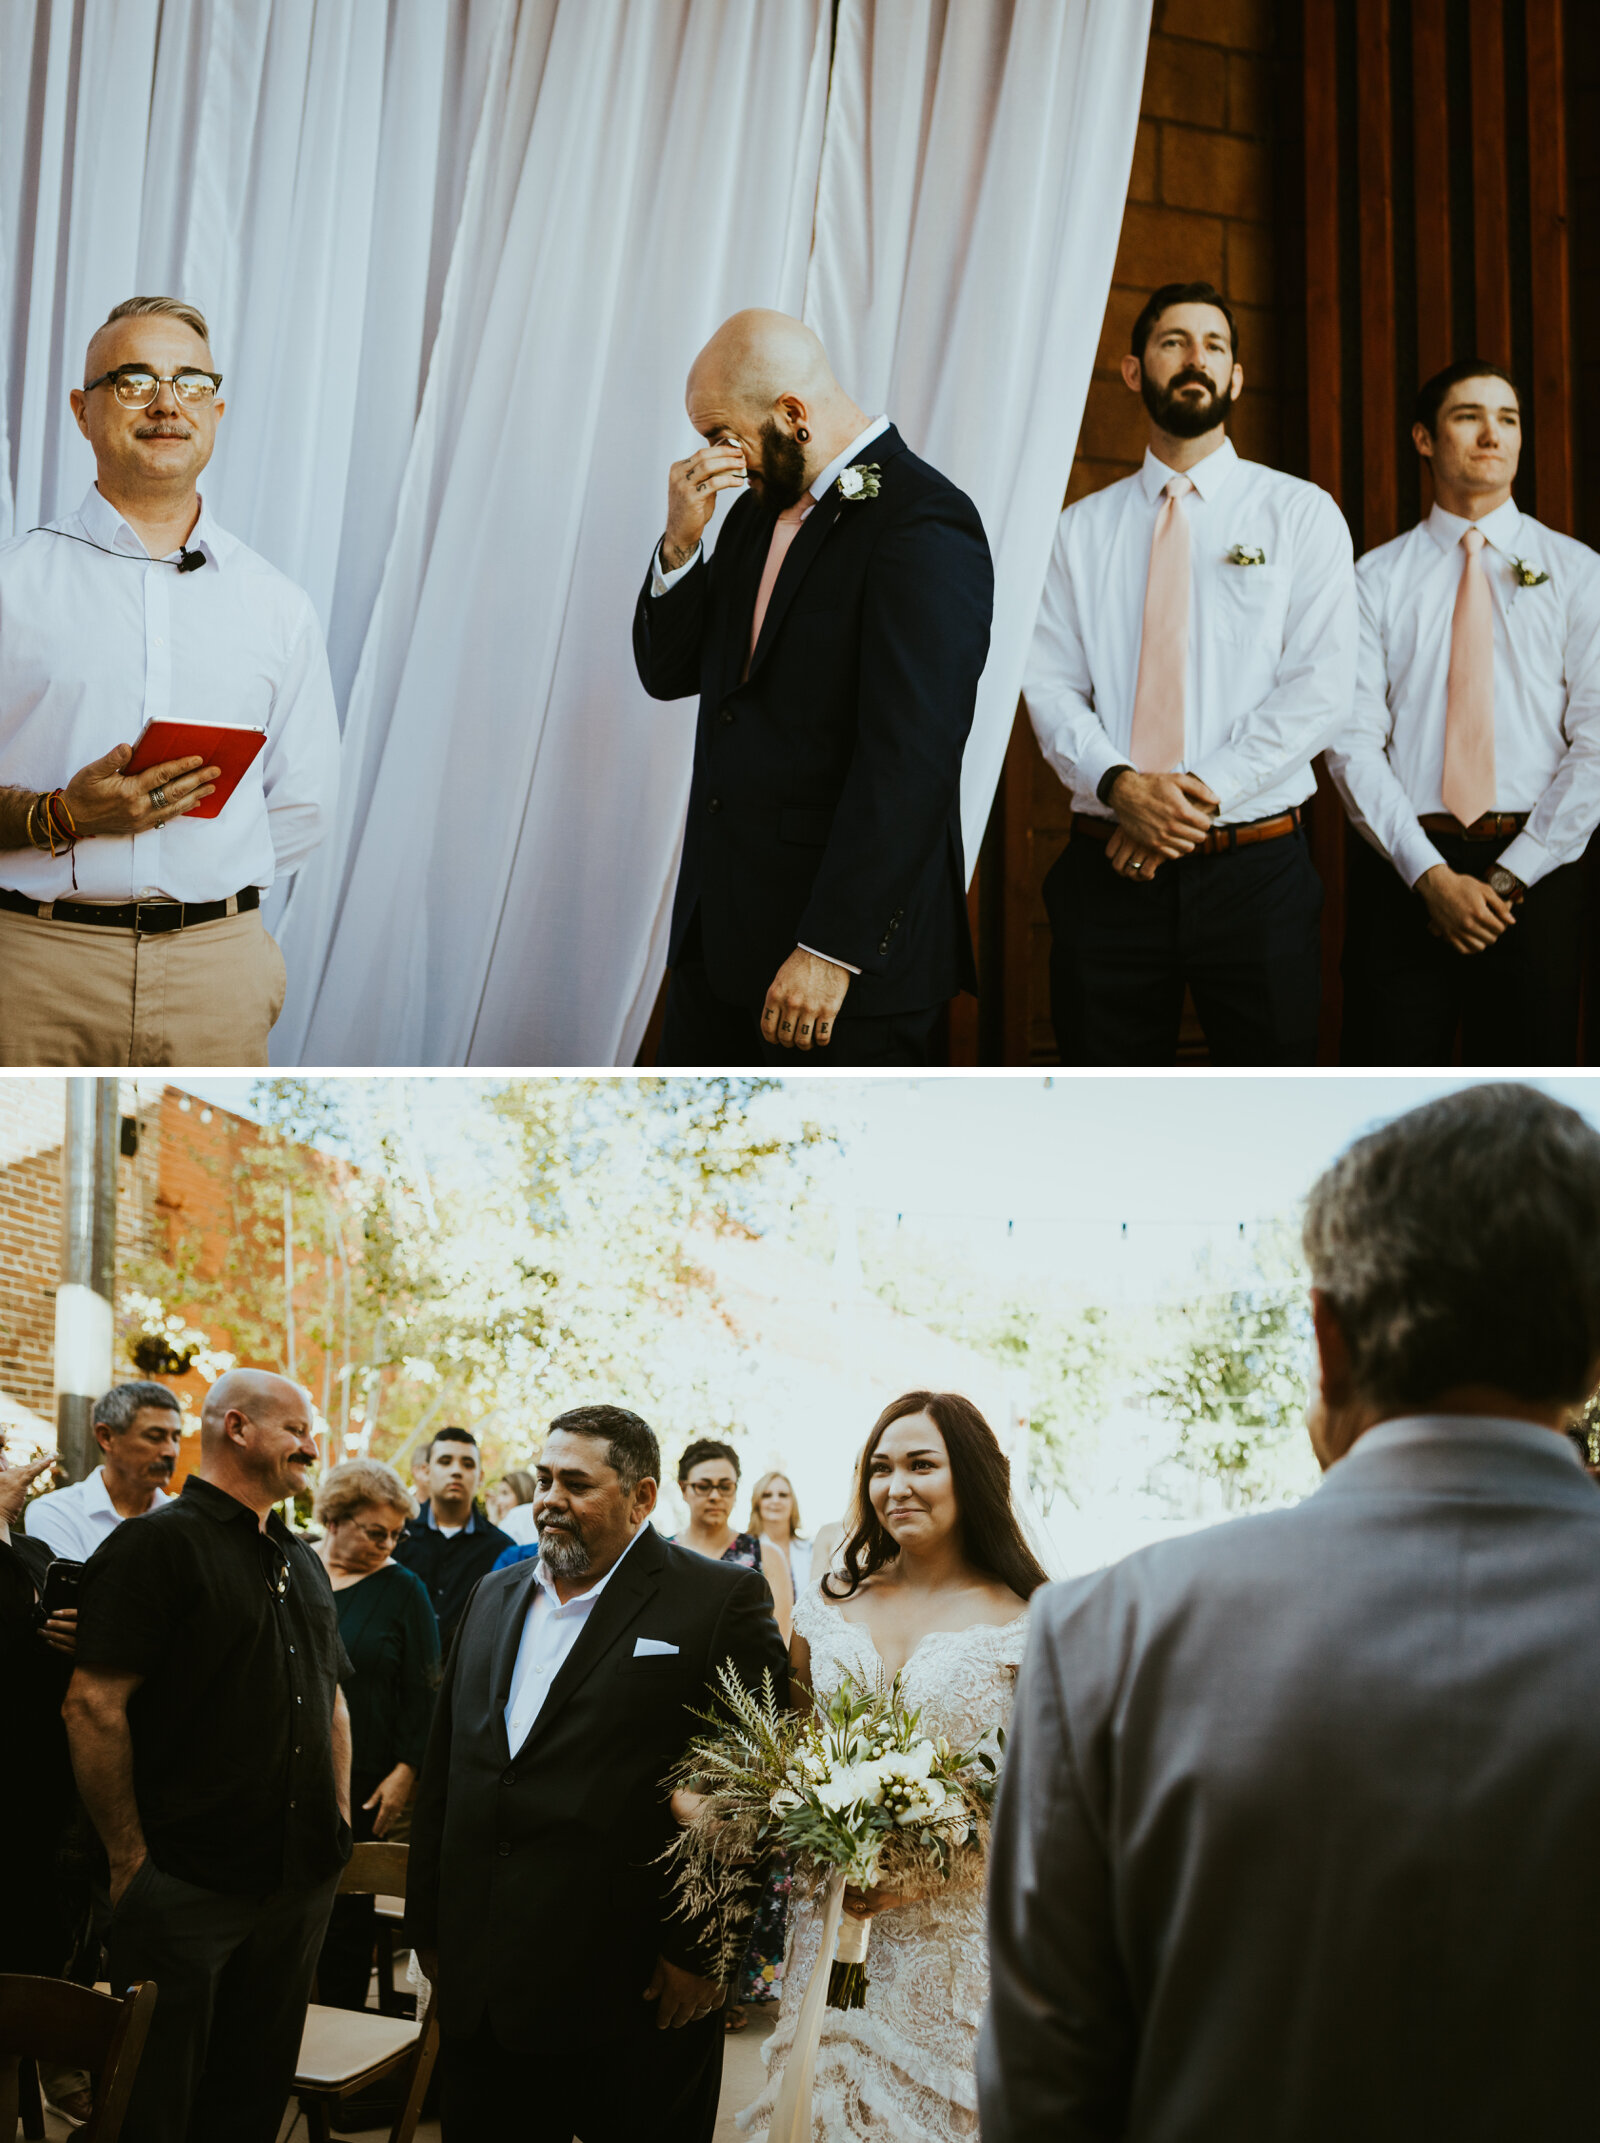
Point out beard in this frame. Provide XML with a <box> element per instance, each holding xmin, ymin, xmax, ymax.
<box><xmin>537</xmin><ymin>1518</ymin><xmax>592</xmax><ymax>1579</ymax></box>
<box><xmin>752</xmin><ymin>418</ymin><xmax>809</xmax><ymax>512</ymax></box>
<box><xmin>1142</xmin><ymin>366</ymin><xmax>1235</xmax><ymax>439</ymax></box>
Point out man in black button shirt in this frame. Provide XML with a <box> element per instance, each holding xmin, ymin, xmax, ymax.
<box><xmin>392</xmin><ymin>1425</ymin><xmax>511</xmax><ymax>1651</ymax></box>
<box><xmin>65</xmin><ymin>1369</ymin><xmax>353</xmax><ymax>2143</ymax></box>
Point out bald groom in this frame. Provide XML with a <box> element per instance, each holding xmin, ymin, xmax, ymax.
<box><xmin>634</xmin><ymin>310</ymin><xmax>993</xmax><ymax>1064</ymax></box>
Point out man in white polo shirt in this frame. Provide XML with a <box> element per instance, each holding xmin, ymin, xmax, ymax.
<box><xmin>1326</xmin><ymin>360</ymin><xmax>1600</xmax><ymax>1064</ymax></box>
<box><xmin>25</xmin><ymin>1381</ymin><xmax>181</xmax><ymax>1561</ymax></box>
<box><xmin>0</xmin><ymin>294</ymin><xmax>339</xmax><ymax>1067</ymax></box>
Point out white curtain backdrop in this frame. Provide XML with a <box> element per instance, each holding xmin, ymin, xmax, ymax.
<box><xmin>1</xmin><ymin>0</ymin><xmax>1149</xmax><ymax>1067</ymax></box>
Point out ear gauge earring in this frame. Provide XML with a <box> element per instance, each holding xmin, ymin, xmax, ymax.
<box><xmin>796</xmin><ymin>426</ymin><xmax>810</xmax><ymax>444</ymax></box>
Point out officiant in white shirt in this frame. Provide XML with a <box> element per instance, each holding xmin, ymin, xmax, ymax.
<box><xmin>0</xmin><ymin>295</ymin><xmax>339</xmax><ymax>1069</ymax></box>
<box><xmin>1024</xmin><ymin>280</ymin><xmax>1356</xmax><ymax>1065</ymax></box>
<box><xmin>1326</xmin><ymin>361</ymin><xmax>1600</xmax><ymax>1065</ymax></box>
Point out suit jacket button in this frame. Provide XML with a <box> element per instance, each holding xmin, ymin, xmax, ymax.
<box><xmin>707</xmin><ymin>796</ymin><xmax>722</xmax><ymax>813</ymax></box>
<box><xmin>720</xmin><ymin>706</ymin><xmax>736</xmax><ymax>724</ymax></box>
<box><xmin>497</xmin><ymin>1839</ymin><xmax>512</xmax><ymax>1857</ymax></box>
<box><xmin>501</xmin><ymin>1770</ymin><xmax>516</xmax><ymax>1786</ymax></box>
<box><xmin>878</xmin><ymin>938</ymin><xmax>892</xmax><ymax>955</ymax></box>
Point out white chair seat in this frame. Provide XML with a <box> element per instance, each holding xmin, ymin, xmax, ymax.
<box><xmin>296</xmin><ymin>2001</ymin><xmax>420</xmax><ymax>2090</ymax></box>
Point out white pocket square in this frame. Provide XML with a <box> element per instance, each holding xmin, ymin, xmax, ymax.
<box><xmin>633</xmin><ymin>1637</ymin><xmax>680</xmax><ymax>1657</ymax></box>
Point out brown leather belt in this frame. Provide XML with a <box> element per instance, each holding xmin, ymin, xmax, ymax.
<box><xmin>1416</xmin><ymin>811</ymin><xmax>1528</xmax><ymax>840</ymax></box>
<box><xmin>1073</xmin><ymin>806</ymin><xmax>1303</xmax><ymax>856</ymax></box>
<box><xmin>0</xmin><ymin>885</ymin><xmax>259</xmax><ymax>932</ymax></box>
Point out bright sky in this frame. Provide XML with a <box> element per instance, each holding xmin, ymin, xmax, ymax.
<box><xmin>176</xmin><ymin>1072</ymin><xmax>1600</xmax><ymax>1302</ymax></box>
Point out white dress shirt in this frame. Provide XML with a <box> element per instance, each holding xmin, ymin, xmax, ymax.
<box><xmin>1025</xmin><ymin>437</ymin><xmax>1357</xmax><ymax>823</ymax></box>
<box><xmin>23</xmin><ymin>1465</ymin><xmax>172</xmax><ymax>1561</ymax></box>
<box><xmin>0</xmin><ymin>484</ymin><xmax>340</xmax><ymax>901</ymax></box>
<box><xmin>1325</xmin><ymin>498</ymin><xmax>1600</xmax><ymax>888</ymax></box>
<box><xmin>503</xmin><ymin>1518</ymin><xmax>650</xmax><ymax>1755</ymax></box>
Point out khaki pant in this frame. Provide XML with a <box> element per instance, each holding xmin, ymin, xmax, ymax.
<box><xmin>0</xmin><ymin>903</ymin><xmax>287</xmax><ymax>1066</ymax></box>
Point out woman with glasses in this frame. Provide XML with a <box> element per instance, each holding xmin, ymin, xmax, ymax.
<box><xmin>671</xmin><ymin>1438</ymin><xmax>794</xmax><ymax>2030</ymax></box>
<box><xmin>312</xmin><ymin>1459</ymin><xmax>441</xmax><ymax>2011</ymax></box>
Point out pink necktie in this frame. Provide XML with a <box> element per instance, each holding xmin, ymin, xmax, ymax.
<box><xmin>1128</xmin><ymin>474</ymin><xmax>1194</xmax><ymax>772</ymax></box>
<box><xmin>1440</xmin><ymin>525</ymin><xmax>1496</xmax><ymax>829</ymax></box>
<box><xmin>744</xmin><ymin>496</ymin><xmax>814</xmax><ymax>679</ymax></box>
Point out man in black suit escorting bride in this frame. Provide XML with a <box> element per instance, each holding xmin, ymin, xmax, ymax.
<box><xmin>634</xmin><ymin>310</ymin><xmax>993</xmax><ymax>1065</ymax></box>
<box><xmin>408</xmin><ymin>1405</ymin><xmax>786</xmax><ymax>2142</ymax></box>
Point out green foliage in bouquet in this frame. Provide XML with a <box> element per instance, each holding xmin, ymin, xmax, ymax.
<box><xmin>661</xmin><ymin>1661</ymin><xmax>1003</xmax><ymax>2000</ymax></box>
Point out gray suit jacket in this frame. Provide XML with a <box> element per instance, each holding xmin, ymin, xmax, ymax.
<box><xmin>978</xmin><ymin>1417</ymin><xmax>1600</xmax><ymax>2142</ymax></box>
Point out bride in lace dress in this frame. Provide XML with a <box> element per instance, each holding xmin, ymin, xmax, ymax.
<box><xmin>739</xmin><ymin>1390</ymin><xmax>1050</xmax><ymax>2142</ymax></box>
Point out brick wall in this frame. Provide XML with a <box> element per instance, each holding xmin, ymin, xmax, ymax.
<box><xmin>0</xmin><ymin>1081</ymin><xmax>66</xmax><ymax>1422</ymax></box>
<box><xmin>1003</xmin><ymin>0</ymin><xmax>1292</xmax><ymax>1061</ymax></box>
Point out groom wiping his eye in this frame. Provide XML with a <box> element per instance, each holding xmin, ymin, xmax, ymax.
<box><xmin>634</xmin><ymin>310</ymin><xmax>994</xmax><ymax>1065</ymax></box>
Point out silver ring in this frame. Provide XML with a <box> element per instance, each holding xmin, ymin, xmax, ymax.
<box><xmin>151</xmin><ymin>787</ymin><xmax>167</xmax><ymax>810</ymax></box>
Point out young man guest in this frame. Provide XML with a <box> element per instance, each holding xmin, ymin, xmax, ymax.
<box><xmin>1024</xmin><ymin>280</ymin><xmax>1356</xmax><ymax>1064</ymax></box>
<box><xmin>65</xmin><ymin>1370</ymin><xmax>353</xmax><ymax>2143</ymax></box>
<box><xmin>0</xmin><ymin>295</ymin><xmax>340</xmax><ymax>1067</ymax></box>
<box><xmin>392</xmin><ymin>1426</ymin><xmax>512</xmax><ymax>1651</ymax></box>
<box><xmin>1326</xmin><ymin>362</ymin><xmax>1600</xmax><ymax>1064</ymax></box>
<box><xmin>634</xmin><ymin>309</ymin><xmax>993</xmax><ymax>1066</ymax></box>
<box><xmin>24</xmin><ymin>1380</ymin><xmax>180</xmax><ymax>1560</ymax></box>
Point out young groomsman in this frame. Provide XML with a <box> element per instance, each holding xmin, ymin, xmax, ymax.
<box><xmin>1024</xmin><ymin>280</ymin><xmax>1356</xmax><ymax>1064</ymax></box>
<box><xmin>1327</xmin><ymin>362</ymin><xmax>1600</xmax><ymax>1064</ymax></box>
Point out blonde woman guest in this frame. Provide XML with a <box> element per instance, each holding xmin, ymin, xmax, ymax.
<box><xmin>749</xmin><ymin>1470</ymin><xmax>813</xmax><ymax>1595</ymax></box>
<box><xmin>313</xmin><ymin>1459</ymin><xmax>441</xmax><ymax>2010</ymax></box>
<box><xmin>488</xmin><ymin>1466</ymin><xmax>539</xmax><ymax>1545</ymax></box>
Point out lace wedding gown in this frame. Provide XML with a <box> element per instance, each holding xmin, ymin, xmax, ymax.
<box><xmin>738</xmin><ymin>1582</ymin><xmax>1029</xmax><ymax>2142</ymax></box>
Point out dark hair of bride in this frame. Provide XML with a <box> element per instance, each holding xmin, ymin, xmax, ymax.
<box><xmin>822</xmin><ymin>1390</ymin><xmax>1049</xmax><ymax>1603</ymax></box>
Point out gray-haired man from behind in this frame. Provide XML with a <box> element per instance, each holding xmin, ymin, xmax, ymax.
<box><xmin>979</xmin><ymin>1083</ymin><xmax>1600</xmax><ymax>2142</ymax></box>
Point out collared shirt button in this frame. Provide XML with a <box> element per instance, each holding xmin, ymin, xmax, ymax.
<box><xmin>497</xmin><ymin>1839</ymin><xmax>512</xmax><ymax>1857</ymax></box>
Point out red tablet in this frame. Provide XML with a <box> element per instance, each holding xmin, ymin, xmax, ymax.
<box><xmin>124</xmin><ymin>720</ymin><xmax>267</xmax><ymax>819</ymax></box>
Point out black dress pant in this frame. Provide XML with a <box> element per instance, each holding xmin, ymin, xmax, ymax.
<box><xmin>105</xmin><ymin>1859</ymin><xmax>340</xmax><ymax>2143</ymax></box>
<box><xmin>658</xmin><ymin>950</ymin><xmax>945</xmax><ymax>1066</ymax></box>
<box><xmin>441</xmin><ymin>2003</ymin><xmax>724</xmax><ymax>2142</ymax></box>
<box><xmin>1045</xmin><ymin>824</ymin><xmax>1324</xmax><ymax>1065</ymax></box>
<box><xmin>1341</xmin><ymin>828</ymin><xmax>1584</xmax><ymax>1064</ymax></box>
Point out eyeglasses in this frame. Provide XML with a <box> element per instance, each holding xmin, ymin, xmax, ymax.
<box><xmin>83</xmin><ymin>365</ymin><xmax>223</xmax><ymax>408</ymax></box>
<box><xmin>684</xmin><ymin>1479</ymin><xmax>738</xmax><ymax>1497</ymax></box>
<box><xmin>349</xmin><ymin>1522</ymin><xmax>403</xmax><ymax>1548</ymax></box>
<box><xmin>261</xmin><ymin>1541</ymin><xmax>292</xmax><ymax>1602</ymax></box>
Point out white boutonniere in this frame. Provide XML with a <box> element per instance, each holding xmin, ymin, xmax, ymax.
<box><xmin>836</xmin><ymin>463</ymin><xmax>882</xmax><ymax>503</ymax></box>
<box><xmin>1225</xmin><ymin>543</ymin><xmax>1268</xmax><ymax>567</ymax></box>
<box><xmin>1510</xmin><ymin>556</ymin><xmax>1550</xmax><ymax>588</ymax></box>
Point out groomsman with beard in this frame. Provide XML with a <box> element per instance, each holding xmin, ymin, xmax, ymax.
<box><xmin>634</xmin><ymin>310</ymin><xmax>993</xmax><ymax>1065</ymax></box>
<box><xmin>1326</xmin><ymin>362</ymin><xmax>1600</xmax><ymax>1064</ymax></box>
<box><xmin>980</xmin><ymin>1083</ymin><xmax>1600</xmax><ymax>2141</ymax></box>
<box><xmin>1024</xmin><ymin>280</ymin><xmax>1357</xmax><ymax>1064</ymax></box>
<box><xmin>407</xmin><ymin>1405</ymin><xmax>786</xmax><ymax>2143</ymax></box>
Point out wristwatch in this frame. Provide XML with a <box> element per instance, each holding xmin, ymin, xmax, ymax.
<box><xmin>1486</xmin><ymin>864</ymin><xmax>1526</xmax><ymax>905</ymax></box>
<box><xmin>1097</xmin><ymin>764</ymin><xmax>1133</xmax><ymax>808</ymax></box>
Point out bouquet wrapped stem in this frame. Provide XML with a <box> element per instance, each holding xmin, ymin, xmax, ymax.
<box><xmin>828</xmin><ymin>1911</ymin><xmax>872</xmax><ymax>2009</ymax></box>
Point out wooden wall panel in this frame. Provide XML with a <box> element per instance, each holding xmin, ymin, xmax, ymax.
<box><xmin>1412</xmin><ymin>0</ymin><xmax>1454</xmax><ymax>382</ymax></box>
<box><xmin>1356</xmin><ymin>0</ymin><xmax>1399</xmax><ymax>549</ymax></box>
<box><xmin>1526</xmin><ymin>0</ymin><xmax>1574</xmax><ymax>533</ymax></box>
<box><xmin>1470</xmin><ymin>0</ymin><xmax>1514</xmax><ymax>363</ymax></box>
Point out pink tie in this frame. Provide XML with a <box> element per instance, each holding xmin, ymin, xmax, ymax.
<box><xmin>1441</xmin><ymin>525</ymin><xmax>1496</xmax><ymax>829</ymax></box>
<box><xmin>744</xmin><ymin>496</ymin><xmax>814</xmax><ymax>679</ymax></box>
<box><xmin>1129</xmin><ymin>474</ymin><xmax>1194</xmax><ymax>772</ymax></box>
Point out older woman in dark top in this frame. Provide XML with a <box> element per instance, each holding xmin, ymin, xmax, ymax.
<box><xmin>313</xmin><ymin>1458</ymin><xmax>441</xmax><ymax>2010</ymax></box>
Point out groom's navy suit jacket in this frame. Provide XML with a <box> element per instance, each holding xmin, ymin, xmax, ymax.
<box><xmin>407</xmin><ymin>1521</ymin><xmax>785</xmax><ymax>2042</ymax></box>
<box><xmin>633</xmin><ymin>424</ymin><xmax>993</xmax><ymax>1017</ymax></box>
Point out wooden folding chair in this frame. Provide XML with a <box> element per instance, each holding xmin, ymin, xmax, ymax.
<box><xmin>294</xmin><ymin>1842</ymin><xmax>438</xmax><ymax>2143</ymax></box>
<box><xmin>0</xmin><ymin>1975</ymin><xmax>158</xmax><ymax>2143</ymax></box>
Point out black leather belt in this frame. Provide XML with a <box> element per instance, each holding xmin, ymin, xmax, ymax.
<box><xmin>0</xmin><ymin>885</ymin><xmax>259</xmax><ymax>932</ymax></box>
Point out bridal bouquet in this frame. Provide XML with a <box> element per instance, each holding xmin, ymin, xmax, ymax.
<box><xmin>664</xmin><ymin>1663</ymin><xmax>1002</xmax><ymax>2008</ymax></box>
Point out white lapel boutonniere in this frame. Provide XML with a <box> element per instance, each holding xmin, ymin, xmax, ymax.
<box><xmin>836</xmin><ymin>463</ymin><xmax>882</xmax><ymax>503</ymax></box>
<box><xmin>1510</xmin><ymin>556</ymin><xmax>1551</xmax><ymax>588</ymax></box>
<box><xmin>1225</xmin><ymin>543</ymin><xmax>1268</xmax><ymax>567</ymax></box>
